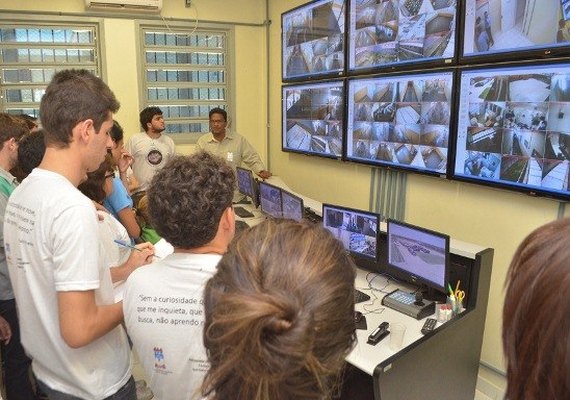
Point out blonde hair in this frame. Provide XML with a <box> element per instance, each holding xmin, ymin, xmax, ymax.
<box><xmin>202</xmin><ymin>219</ymin><xmax>356</xmax><ymax>400</ymax></box>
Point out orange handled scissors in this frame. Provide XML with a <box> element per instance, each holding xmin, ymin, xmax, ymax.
<box><xmin>455</xmin><ymin>290</ymin><xmax>465</xmax><ymax>303</ymax></box>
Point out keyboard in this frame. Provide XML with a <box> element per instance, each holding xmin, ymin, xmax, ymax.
<box><xmin>354</xmin><ymin>289</ymin><xmax>371</xmax><ymax>304</ymax></box>
<box><xmin>234</xmin><ymin>206</ymin><xmax>254</xmax><ymax>218</ymax></box>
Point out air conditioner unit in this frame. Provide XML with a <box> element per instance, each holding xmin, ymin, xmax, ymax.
<box><xmin>85</xmin><ymin>0</ymin><xmax>162</xmax><ymax>13</ymax></box>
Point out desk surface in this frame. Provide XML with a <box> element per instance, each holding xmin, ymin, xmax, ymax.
<box><xmin>234</xmin><ymin>175</ymin><xmax>491</xmax><ymax>399</ymax></box>
<box><xmin>347</xmin><ymin>268</ymin><xmax>446</xmax><ymax>376</ymax></box>
<box><xmin>240</xmin><ymin>175</ymin><xmax>487</xmax><ymax>260</ymax></box>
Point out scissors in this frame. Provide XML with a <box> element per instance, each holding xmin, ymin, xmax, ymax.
<box><xmin>455</xmin><ymin>290</ymin><xmax>465</xmax><ymax>303</ymax></box>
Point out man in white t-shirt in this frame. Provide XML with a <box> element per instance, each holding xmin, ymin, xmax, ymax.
<box><xmin>126</xmin><ymin>106</ymin><xmax>176</xmax><ymax>194</ymax></box>
<box><xmin>123</xmin><ymin>151</ymin><xmax>236</xmax><ymax>400</ymax></box>
<box><xmin>4</xmin><ymin>69</ymin><xmax>154</xmax><ymax>399</ymax></box>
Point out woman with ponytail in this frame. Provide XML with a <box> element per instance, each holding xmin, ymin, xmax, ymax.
<box><xmin>202</xmin><ymin>219</ymin><xmax>357</xmax><ymax>400</ymax></box>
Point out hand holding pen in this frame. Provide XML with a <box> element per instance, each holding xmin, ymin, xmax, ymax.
<box><xmin>114</xmin><ymin>239</ymin><xmax>156</xmax><ymax>266</ymax></box>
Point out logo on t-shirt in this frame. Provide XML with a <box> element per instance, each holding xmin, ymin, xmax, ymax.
<box><xmin>147</xmin><ymin>149</ymin><xmax>163</xmax><ymax>166</ymax></box>
<box><xmin>154</xmin><ymin>347</ymin><xmax>166</xmax><ymax>370</ymax></box>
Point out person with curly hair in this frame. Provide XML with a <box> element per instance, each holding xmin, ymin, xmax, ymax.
<box><xmin>123</xmin><ymin>151</ymin><xmax>236</xmax><ymax>400</ymax></box>
<box><xmin>202</xmin><ymin>219</ymin><xmax>357</xmax><ymax>400</ymax></box>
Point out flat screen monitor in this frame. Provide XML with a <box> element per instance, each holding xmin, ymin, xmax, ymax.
<box><xmin>346</xmin><ymin>69</ymin><xmax>454</xmax><ymax>175</ymax></box>
<box><xmin>453</xmin><ymin>61</ymin><xmax>570</xmax><ymax>201</ymax></box>
<box><xmin>460</xmin><ymin>0</ymin><xmax>570</xmax><ymax>63</ymax></box>
<box><xmin>348</xmin><ymin>0</ymin><xmax>457</xmax><ymax>73</ymax></box>
<box><xmin>282</xmin><ymin>0</ymin><xmax>346</xmax><ymax>81</ymax></box>
<box><xmin>258</xmin><ymin>181</ymin><xmax>283</xmax><ymax>218</ymax></box>
<box><xmin>386</xmin><ymin>219</ymin><xmax>449</xmax><ymax>293</ymax></box>
<box><xmin>281</xmin><ymin>189</ymin><xmax>305</xmax><ymax>221</ymax></box>
<box><xmin>322</xmin><ymin>204</ymin><xmax>380</xmax><ymax>269</ymax></box>
<box><xmin>282</xmin><ymin>79</ymin><xmax>345</xmax><ymax>159</ymax></box>
<box><xmin>235</xmin><ymin>167</ymin><xmax>259</xmax><ymax>207</ymax></box>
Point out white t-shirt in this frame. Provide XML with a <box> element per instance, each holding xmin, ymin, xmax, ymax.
<box><xmin>3</xmin><ymin>169</ymin><xmax>131</xmax><ymax>399</ymax></box>
<box><xmin>96</xmin><ymin>210</ymin><xmax>131</xmax><ymax>302</ymax></box>
<box><xmin>123</xmin><ymin>252</ymin><xmax>221</xmax><ymax>400</ymax></box>
<box><xmin>126</xmin><ymin>132</ymin><xmax>176</xmax><ymax>191</ymax></box>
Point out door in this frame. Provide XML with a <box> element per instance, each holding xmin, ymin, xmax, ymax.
<box><xmin>501</xmin><ymin>0</ymin><xmax>518</xmax><ymax>31</ymax></box>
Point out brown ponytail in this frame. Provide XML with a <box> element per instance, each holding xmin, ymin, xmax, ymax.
<box><xmin>202</xmin><ymin>219</ymin><xmax>356</xmax><ymax>400</ymax></box>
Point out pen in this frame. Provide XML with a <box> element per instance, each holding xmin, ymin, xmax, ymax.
<box><xmin>455</xmin><ymin>280</ymin><xmax>461</xmax><ymax>294</ymax></box>
<box><xmin>114</xmin><ymin>239</ymin><xmax>161</xmax><ymax>259</ymax></box>
<box><xmin>447</xmin><ymin>283</ymin><xmax>454</xmax><ymax>297</ymax></box>
<box><xmin>114</xmin><ymin>239</ymin><xmax>141</xmax><ymax>252</ymax></box>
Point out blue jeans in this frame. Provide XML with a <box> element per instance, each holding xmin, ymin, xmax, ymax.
<box><xmin>37</xmin><ymin>376</ymin><xmax>136</xmax><ymax>400</ymax></box>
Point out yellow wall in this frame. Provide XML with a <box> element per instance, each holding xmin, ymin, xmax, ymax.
<box><xmin>267</xmin><ymin>0</ymin><xmax>564</xmax><ymax>373</ymax></box>
<box><xmin>2</xmin><ymin>0</ymin><xmax>567</xmax><ymax>374</ymax></box>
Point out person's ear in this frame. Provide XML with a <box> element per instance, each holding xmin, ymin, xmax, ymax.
<box><xmin>222</xmin><ymin>206</ymin><xmax>235</xmax><ymax>233</ymax></box>
<box><xmin>76</xmin><ymin>119</ymin><xmax>94</xmax><ymax>144</ymax></box>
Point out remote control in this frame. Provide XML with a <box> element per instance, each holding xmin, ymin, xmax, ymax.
<box><xmin>421</xmin><ymin>318</ymin><xmax>437</xmax><ymax>335</ymax></box>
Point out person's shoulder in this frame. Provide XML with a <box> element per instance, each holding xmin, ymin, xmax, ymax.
<box><xmin>196</xmin><ymin>132</ymin><xmax>213</xmax><ymax>147</ymax></box>
<box><xmin>126</xmin><ymin>261</ymin><xmax>162</xmax><ymax>284</ymax></box>
<box><xmin>111</xmin><ymin>177</ymin><xmax>129</xmax><ymax>194</ymax></box>
<box><xmin>161</xmin><ymin>133</ymin><xmax>175</xmax><ymax>144</ymax></box>
<box><xmin>227</xmin><ymin>129</ymin><xmax>241</xmax><ymax>138</ymax></box>
<box><xmin>127</xmin><ymin>132</ymin><xmax>146</xmax><ymax>144</ymax></box>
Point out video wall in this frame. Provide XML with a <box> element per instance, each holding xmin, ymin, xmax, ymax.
<box><xmin>461</xmin><ymin>0</ymin><xmax>570</xmax><ymax>62</ymax></box>
<box><xmin>282</xmin><ymin>0</ymin><xmax>346</xmax><ymax>81</ymax></box>
<box><xmin>282</xmin><ymin>80</ymin><xmax>344</xmax><ymax>158</ymax></box>
<box><xmin>281</xmin><ymin>0</ymin><xmax>570</xmax><ymax>201</ymax></box>
<box><xmin>348</xmin><ymin>0</ymin><xmax>457</xmax><ymax>72</ymax></box>
<box><xmin>454</xmin><ymin>62</ymin><xmax>570</xmax><ymax>198</ymax></box>
<box><xmin>346</xmin><ymin>70</ymin><xmax>453</xmax><ymax>174</ymax></box>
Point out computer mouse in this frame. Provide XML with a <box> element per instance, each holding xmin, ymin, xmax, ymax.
<box><xmin>354</xmin><ymin>311</ymin><xmax>363</xmax><ymax>323</ymax></box>
<box><xmin>354</xmin><ymin>311</ymin><xmax>367</xmax><ymax>330</ymax></box>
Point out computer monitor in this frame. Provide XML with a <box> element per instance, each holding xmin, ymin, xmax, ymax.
<box><xmin>385</xmin><ymin>219</ymin><xmax>449</xmax><ymax>295</ymax></box>
<box><xmin>281</xmin><ymin>189</ymin><xmax>304</xmax><ymax>221</ymax></box>
<box><xmin>452</xmin><ymin>60</ymin><xmax>570</xmax><ymax>201</ymax></box>
<box><xmin>235</xmin><ymin>167</ymin><xmax>259</xmax><ymax>207</ymax></box>
<box><xmin>322</xmin><ymin>203</ymin><xmax>379</xmax><ymax>270</ymax></box>
<box><xmin>282</xmin><ymin>0</ymin><xmax>346</xmax><ymax>82</ymax></box>
<box><xmin>282</xmin><ymin>79</ymin><xmax>345</xmax><ymax>159</ymax></box>
<box><xmin>345</xmin><ymin>69</ymin><xmax>455</xmax><ymax>176</ymax></box>
<box><xmin>348</xmin><ymin>0</ymin><xmax>458</xmax><ymax>73</ymax></box>
<box><xmin>459</xmin><ymin>0</ymin><xmax>570</xmax><ymax>64</ymax></box>
<box><xmin>258</xmin><ymin>181</ymin><xmax>283</xmax><ymax>218</ymax></box>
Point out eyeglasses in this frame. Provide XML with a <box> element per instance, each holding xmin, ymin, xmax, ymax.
<box><xmin>105</xmin><ymin>173</ymin><xmax>115</xmax><ymax>180</ymax></box>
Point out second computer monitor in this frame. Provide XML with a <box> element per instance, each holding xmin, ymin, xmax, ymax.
<box><xmin>236</xmin><ymin>167</ymin><xmax>258</xmax><ymax>207</ymax></box>
<box><xmin>258</xmin><ymin>181</ymin><xmax>283</xmax><ymax>218</ymax></box>
<box><xmin>386</xmin><ymin>219</ymin><xmax>449</xmax><ymax>293</ymax></box>
<box><xmin>281</xmin><ymin>189</ymin><xmax>304</xmax><ymax>221</ymax></box>
<box><xmin>322</xmin><ymin>204</ymin><xmax>379</xmax><ymax>266</ymax></box>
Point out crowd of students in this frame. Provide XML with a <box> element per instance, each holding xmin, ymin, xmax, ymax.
<box><xmin>0</xmin><ymin>68</ymin><xmax>569</xmax><ymax>400</ymax></box>
<box><xmin>0</xmin><ymin>69</ymin><xmax>352</xmax><ymax>400</ymax></box>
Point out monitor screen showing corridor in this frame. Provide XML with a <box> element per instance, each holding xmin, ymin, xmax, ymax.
<box><xmin>348</xmin><ymin>0</ymin><xmax>457</xmax><ymax>73</ymax></box>
<box><xmin>461</xmin><ymin>0</ymin><xmax>570</xmax><ymax>62</ymax></box>
<box><xmin>345</xmin><ymin>70</ymin><xmax>454</xmax><ymax>175</ymax></box>
<box><xmin>453</xmin><ymin>61</ymin><xmax>570</xmax><ymax>201</ymax></box>
<box><xmin>282</xmin><ymin>79</ymin><xmax>345</xmax><ymax>158</ymax></box>
<box><xmin>282</xmin><ymin>0</ymin><xmax>346</xmax><ymax>81</ymax></box>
